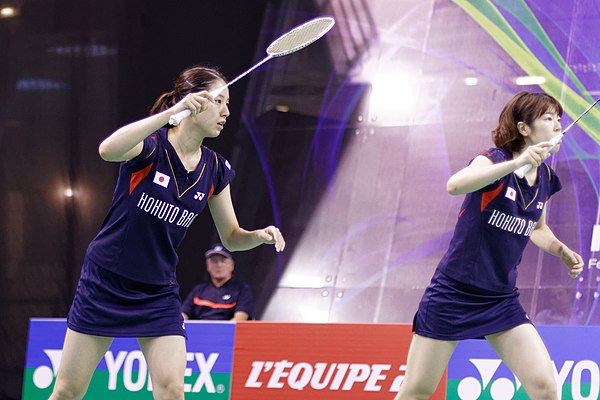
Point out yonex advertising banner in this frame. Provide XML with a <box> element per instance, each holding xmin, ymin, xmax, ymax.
<box><xmin>23</xmin><ymin>319</ymin><xmax>235</xmax><ymax>399</ymax></box>
<box><xmin>26</xmin><ymin>320</ymin><xmax>598</xmax><ymax>399</ymax></box>
<box><xmin>230</xmin><ymin>322</ymin><xmax>446</xmax><ymax>399</ymax></box>
<box><xmin>447</xmin><ymin>326</ymin><xmax>600</xmax><ymax>400</ymax></box>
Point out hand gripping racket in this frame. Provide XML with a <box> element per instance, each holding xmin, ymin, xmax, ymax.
<box><xmin>514</xmin><ymin>97</ymin><xmax>600</xmax><ymax>178</ymax></box>
<box><xmin>169</xmin><ymin>16</ymin><xmax>336</xmax><ymax>126</ymax></box>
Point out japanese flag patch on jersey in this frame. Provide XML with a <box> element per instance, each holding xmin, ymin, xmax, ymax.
<box><xmin>153</xmin><ymin>171</ymin><xmax>171</xmax><ymax>188</ymax></box>
<box><xmin>505</xmin><ymin>186</ymin><xmax>516</xmax><ymax>201</ymax></box>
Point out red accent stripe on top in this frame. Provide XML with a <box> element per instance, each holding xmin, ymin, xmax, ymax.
<box><xmin>129</xmin><ymin>163</ymin><xmax>154</xmax><ymax>194</ymax></box>
<box><xmin>207</xmin><ymin>184</ymin><xmax>215</xmax><ymax>200</ymax></box>
<box><xmin>193</xmin><ymin>297</ymin><xmax>236</xmax><ymax>309</ymax></box>
<box><xmin>480</xmin><ymin>182</ymin><xmax>505</xmax><ymax>212</ymax></box>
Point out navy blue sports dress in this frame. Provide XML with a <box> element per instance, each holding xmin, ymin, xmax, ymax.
<box><xmin>414</xmin><ymin>148</ymin><xmax>561</xmax><ymax>340</ymax></box>
<box><xmin>68</xmin><ymin>128</ymin><xmax>235</xmax><ymax>337</ymax></box>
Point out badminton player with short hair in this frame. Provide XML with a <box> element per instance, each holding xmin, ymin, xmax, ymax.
<box><xmin>393</xmin><ymin>91</ymin><xmax>584</xmax><ymax>400</ymax></box>
<box><xmin>50</xmin><ymin>65</ymin><xmax>285</xmax><ymax>400</ymax></box>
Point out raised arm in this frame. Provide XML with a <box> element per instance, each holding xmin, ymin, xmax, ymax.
<box><xmin>98</xmin><ymin>91</ymin><xmax>215</xmax><ymax>162</ymax></box>
<box><xmin>446</xmin><ymin>141</ymin><xmax>555</xmax><ymax>195</ymax></box>
<box><xmin>98</xmin><ymin>110</ymin><xmax>173</xmax><ymax>162</ymax></box>
<box><xmin>208</xmin><ymin>185</ymin><xmax>285</xmax><ymax>252</ymax></box>
<box><xmin>446</xmin><ymin>155</ymin><xmax>517</xmax><ymax>195</ymax></box>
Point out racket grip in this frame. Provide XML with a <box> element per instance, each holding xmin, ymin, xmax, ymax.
<box><xmin>514</xmin><ymin>163</ymin><xmax>532</xmax><ymax>178</ymax></box>
<box><xmin>169</xmin><ymin>109</ymin><xmax>191</xmax><ymax>126</ymax></box>
<box><xmin>514</xmin><ymin>134</ymin><xmax>563</xmax><ymax>178</ymax></box>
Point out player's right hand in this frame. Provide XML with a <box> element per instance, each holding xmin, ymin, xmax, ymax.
<box><xmin>514</xmin><ymin>141</ymin><xmax>553</xmax><ymax>169</ymax></box>
<box><xmin>172</xmin><ymin>92</ymin><xmax>214</xmax><ymax>116</ymax></box>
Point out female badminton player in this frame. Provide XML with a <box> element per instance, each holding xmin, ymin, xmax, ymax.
<box><xmin>392</xmin><ymin>91</ymin><xmax>583</xmax><ymax>400</ymax></box>
<box><xmin>50</xmin><ymin>65</ymin><xmax>285</xmax><ymax>400</ymax></box>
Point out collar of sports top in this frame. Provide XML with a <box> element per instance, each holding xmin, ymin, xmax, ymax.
<box><xmin>168</xmin><ymin>131</ymin><xmax>202</xmax><ymax>173</ymax></box>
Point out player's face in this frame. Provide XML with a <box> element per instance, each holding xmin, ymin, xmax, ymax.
<box><xmin>206</xmin><ymin>254</ymin><xmax>234</xmax><ymax>281</ymax></box>
<box><xmin>194</xmin><ymin>80</ymin><xmax>230</xmax><ymax>138</ymax></box>
<box><xmin>529</xmin><ymin>108</ymin><xmax>561</xmax><ymax>144</ymax></box>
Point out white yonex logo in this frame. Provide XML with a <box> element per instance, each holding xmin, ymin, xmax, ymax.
<box><xmin>225</xmin><ymin>160</ymin><xmax>231</xmax><ymax>170</ymax></box>
<box><xmin>455</xmin><ymin>357</ymin><xmax>600</xmax><ymax>399</ymax></box>
<box><xmin>194</xmin><ymin>192</ymin><xmax>205</xmax><ymax>201</ymax></box>
<box><xmin>457</xmin><ymin>359</ymin><xmax>522</xmax><ymax>399</ymax></box>
<box><xmin>537</xmin><ymin>201</ymin><xmax>544</xmax><ymax>209</ymax></box>
<box><xmin>32</xmin><ymin>349</ymin><xmax>62</xmax><ymax>389</ymax></box>
<box><xmin>32</xmin><ymin>349</ymin><xmax>223</xmax><ymax>393</ymax></box>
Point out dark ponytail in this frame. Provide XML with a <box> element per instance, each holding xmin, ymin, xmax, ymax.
<box><xmin>150</xmin><ymin>91</ymin><xmax>177</xmax><ymax>115</ymax></box>
<box><xmin>149</xmin><ymin>65</ymin><xmax>228</xmax><ymax>115</ymax></box>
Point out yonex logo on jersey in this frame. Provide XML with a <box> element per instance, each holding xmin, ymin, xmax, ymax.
<box><xmin>194</xmin><ymin>192</ymin><xmax>205</xmax><ymax>201</ymax></box>
<box><xmin>505</xmin><ymin>186</ymin><xmax>516</xmax><ymax>201</ymax></box>
<box><xmin>222</xmin><ymin>294</ymin><xmax>232</xmax><ymax>301</ymax></box>
<box><xmin>536</xmin><ymin>201</ymin><xmax>544</xmax><ymax>209</ymax></box>
<box><xmin>153</xmin><ymin>171</ymin><xmax>170</xmax><ymax>188</ymax></box>
<box><xmin>225</xmin><ymin>160</ymin><xmax>231</xmax><ymax>170</ymax></box>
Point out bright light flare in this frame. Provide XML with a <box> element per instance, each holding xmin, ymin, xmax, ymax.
<box><xmin>515</xmin><ymin>76</ymin><xmax>546</xmax><ymax>86</ymax></box>
<box><xmin>369</xmin><ymin>73</ymin><xmax>414</xmax><ymax>112</ymax></box>
<box><xmin>464</xmin><ymin>77</ymin><xmax>478</xmax><ymax>86</ymax></box>
<box><xmin>0</xmin><ymin>7</ymin><xmax>17</xmax><ymax>18</ymax></box>
<box><xmin>367</xmin><ymin>73</ymin><xmax>415</xmax><ymax>126</ymax></box>
<box><xmin>298</xmin><ymin>305</ymin><xmax>329</xmax><ymax>323</ymax></box>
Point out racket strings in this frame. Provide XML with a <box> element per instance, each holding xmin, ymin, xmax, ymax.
<box><xmin>267</xmin><ymin>19</ymin><xmax>334</xmax><ymax>56</ymax></box>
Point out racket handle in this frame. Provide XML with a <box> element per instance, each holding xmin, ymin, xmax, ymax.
<box><xmin>514</xmin><ymin>163</ymin><xmax>532</xmax><ymax>178</ymax></box>
<box><xmin>167</xmin><ymin>85</ymin><xmax>236</xmax><ymax>126</ymax></box>
<box><xmin>168</xmin><ymin>88</ymin><xmax>226</xmax><ymax>126</ymax></box>
<box><xmin>169</xmin><ymin>109</ymin><xmax>191</xmax><ymax>126</ymax></box>
<box><xmin>514</xmin><ymin>134</ymin><xmax>563</xmax><ymax>178</ymax></box>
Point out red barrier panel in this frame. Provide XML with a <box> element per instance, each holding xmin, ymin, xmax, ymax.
<box><xmin>231</xmin><ymin>322</ymin><xmax>446</xmax><ymax>399</ymax></box>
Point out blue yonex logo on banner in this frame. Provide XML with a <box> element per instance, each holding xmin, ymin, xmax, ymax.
<box><xmin>23</xmin><ymin>319</ymin><xmax>235</xmax><ymax>399</ymax></box>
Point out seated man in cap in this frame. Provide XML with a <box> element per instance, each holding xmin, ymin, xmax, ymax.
<box><xmin>182</xmin><ymin>244</ymin><xmax>254</xmax><ymax>321</ymax></box>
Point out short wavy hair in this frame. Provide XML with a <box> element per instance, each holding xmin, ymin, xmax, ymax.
<box><xmin>492</xmin><ymin>91</ymin><xmax>563</xmax><ymax>153</ymax></box>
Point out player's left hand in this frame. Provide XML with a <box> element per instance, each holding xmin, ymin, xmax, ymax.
<box><xmin>258</xmin><ymin>225</ymin><xmax>285</xmax><ymax>252</ymax></box>
<box><xmin>559</xmin><ymin>247</ymin><xmax>584</xmax><ymax>278</ymax></box>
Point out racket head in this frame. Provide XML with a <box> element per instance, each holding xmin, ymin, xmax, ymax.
<box><xmin>266</xmin><ymin>16</ymin><xmax>335</xmax><ymax>57</ymax></box>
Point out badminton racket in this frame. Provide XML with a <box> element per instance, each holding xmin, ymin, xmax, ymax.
<box><xmin>514</xmin><ymin>97</ymin><xmax>600</xmax><ymax>178</ymax></box>
<box><xmin>169</xmin><ymin>16</ymin><xmax>336</xmax><ymax>126</ymax></box>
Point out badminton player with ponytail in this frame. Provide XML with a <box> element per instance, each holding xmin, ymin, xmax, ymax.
<box><xmin>50</xmin><ymin>65</ymin><xmax>285</xmax><ymax>400</ymax></box>
<box><xmin>392</xmin><ymin>91</ymin><xmax>583</xmax><ymax>400</ymax></box>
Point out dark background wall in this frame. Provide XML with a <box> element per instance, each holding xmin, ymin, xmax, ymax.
<box><xmin>0</xmin><ymin>1</ymin><xmax>272</xmax><ymax>397</ymax></box>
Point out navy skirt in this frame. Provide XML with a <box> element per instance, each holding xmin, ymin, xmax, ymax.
<box><xmin>67</xmin><ymin>256</ymin><xmax>186</xmax><ymax>338</ymax></box>
<box><xmin>413</xmin><ymin>270</ymin><xmax>530</xmax><ymax>340</ymax></box>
